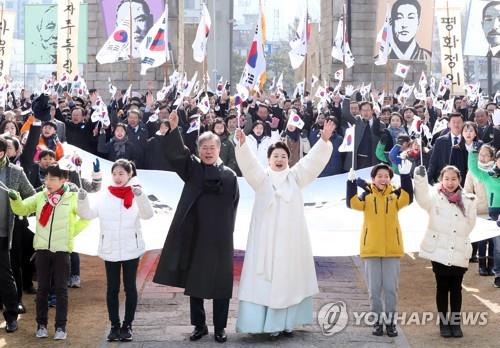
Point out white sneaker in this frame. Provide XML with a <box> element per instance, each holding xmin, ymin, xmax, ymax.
<box><xmin>36</xmin><ymin>325</ymin><xmax>48</xmax><ymax>338</ymax></box>
<box><xmin>70</xmin><ymin>275</ymin><xmax>81</xmax><ymax>288</ymax></box>
<box><xmin>54</xmin><ymin>327</ymin><xmax>67</xmax><ymax>340</ymax></box>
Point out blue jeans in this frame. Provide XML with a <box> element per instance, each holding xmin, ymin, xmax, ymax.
<box><xmin>70</xmin><ymin>252</ymin><xmax>80</xmax><ymax>276</ymax></box>
<box><xmin>489</xmin><ymin>208</ymin><xmax>500</xmax><ymax>276</ymax></box>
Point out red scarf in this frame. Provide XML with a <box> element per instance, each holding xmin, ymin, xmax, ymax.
<box><xmin>39</xmin><ymin>186</ymin><xmax>66</xmax><ymax>227</ymax></box>
<box><xmin>438</xmin><ymin>184</ymin><xmax>466</xmax><ymax>216</ymax></box>
<box><xmin>108</xmin><ymin>186</ymin><xmax>134</xmax><ymax>209</ymax></box>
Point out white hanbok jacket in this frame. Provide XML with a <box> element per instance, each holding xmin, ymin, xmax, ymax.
<box><xmin>235</xmin><ymin>138</ymin><xmax>333</xmax><ymax>309</ymax></box>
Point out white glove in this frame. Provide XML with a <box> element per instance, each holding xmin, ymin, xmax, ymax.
<box><xmin>132</xmin><ymin>187</ymin><xmax>143</xmax><ymax>197</ymax></box>
<box><xmin>347</xmin><ymin>168</ymin><xmax>356</xmax><ymax>182</ymax></box>
<box><xmin>398</xmin><ymin>159</ymin><xmax>413</xmax><ymax>175</ymax></box>
<box><xmin>345</xmin><ymin>85</ymin><xmax>355</xmax><ymax>98</ymax></box>
<box><xmin>78</xmin><ymin>189</ymin><xmax>87</xmax><ymax>200</ymax></box>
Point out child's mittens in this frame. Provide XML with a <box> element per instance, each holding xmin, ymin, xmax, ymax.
<box><xmin>415</xmin><ymin>165</ymin><xmax>426</xmax><ymax>177</ymax></box>
<box><xmin>132</xmin><ymin>187</ymin><xmax>143</xmax><ymax>197</ymax></box>
<box><xmin>347</xmin><ymin>168</ymin><xmax>356</xmax><ymax>182</ymax></box>
<box><xmin>398</xmin><ymin>159</ymin><xmax>413</xmax><ymax>175</ymax></box>
<box><xmin>93</xmin><ymin>158</ymin><xmax>100</xmax><ymax>172</ymax></box>
<box><xmin>78</xmin><ymin>189</ymin><xmax>87</xmax><ymax>200</ymax></box>
<box><xmin>8</xmin><ymin>190</ymin><xmax>19</xmax><ymax>200</ymax></box>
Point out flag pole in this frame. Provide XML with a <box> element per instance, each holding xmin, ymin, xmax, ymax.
<box><xmin>128</xmin><ymin>0</ymin><xmax>133</xmax><ymax>86</ymax></box>
<box><xmin>351</xmin><ymin>124</ymin><xmax>356</xmax><ymax>170</ymax></box>
<box><xmin>304</xmin><ymin>0</ymin><xmax>308</xmax><ymax>94</ymax></box>
<box><xmin>342</xmin><ymin>2</ymin><xmax>345</xmax><ymax>83</ymax></box>
<box><xmin>163</xmin><ymin>0</ymin><xmax>169</xmax><ymax>83</ymax></box>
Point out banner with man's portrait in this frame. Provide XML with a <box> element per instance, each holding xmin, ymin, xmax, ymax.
<box><xmin>100</xmin><ymin>0</ymin><xmax>165</xmax><ymax>59</ymax></box>
<box><xmin>374</xmin><ymin>0</ymin><xmax>435</xmax><ymax>61</ymax></box>
<box><xmin>25</xmin><ymin>4</ymin><xmax>88</xmax><ymax>64</ymax></box>
<box><xmin>464</xmin><ymin>0</ymin><xmax>500</xmax><ymax>57</ymax></box>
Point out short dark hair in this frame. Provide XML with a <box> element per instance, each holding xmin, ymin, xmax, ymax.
<box><xmin>115</xmin><ymin>123</ymin><xmax>128</xmax><ymax>134</ymax></box>
<box><xmin>371</xmin><ymin>163</ymin><xmax>394</xmax><ymax>179</ymax></box>
<box><xmin>3</xmin><ymin>136</ymin><xmax>20</xmax><ymax>152</ymax></box>
<box><xmin>211</xmin><ymin>118</ymin><xmax>228</xmax><ymax>135</ymax></box>
<box><xmin>439</xmin><ymin>165</ymin><xmax>461</xmax><ymax>183</ymax></box>
<box><xmin>39</xmin><ymin>149</ymin><xmax>56</xmax><ymax>159</ymax></box>
<box><xmin>391</xmin><ymin>0</ymin><xmax>421</xmax><ymax>22</ymax></box>
<box><xmin>0</xmin><ymin>136</ymin><xmax>7</xmax><ymax>153</ymax></box>
<box><xmin>267</xmin><ymin>141</ymin><xmax>291</xmax><ymax>159</ymax></box>
<box><xmin>396</xmin><ymin>134</ymin><xmax>412</xmax><ymax>145</ymax></box>
<box><xmin>483</xmin><ymin>1</ymin><xmax>500</xmax><ymax>21</ymax></box>
<box><xmin>403</xmin><ymin>107</ymin><xmax>417</xmax><ymax>116</ymax></box>
<box><xmin>359</xmin><ymin>101</ymin><xmax>373</xmax><ymax>111</ymax></box>
<box><xmin>46</xmin><ymin>164</ymin><xmax>69</xmax><ymax>179</ymax></box>
<box><xmin>448</xmin><ymin>112</ymin><xmax>463</xmax><ymax>121</ymax></box>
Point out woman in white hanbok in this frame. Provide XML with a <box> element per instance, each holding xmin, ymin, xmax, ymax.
<box><xmin>234</xmin><ymin>120</ymin><xmax>334</xmax><ymax>337</ymax></box>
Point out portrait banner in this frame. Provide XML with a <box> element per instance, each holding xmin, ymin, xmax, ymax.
<box><xmin>57</xmin><ymin>0</ymin><xmax>80</xmax><ymax>77</ymax></box>
<box><xmin>436</xmin><ymin>3</ymin><xmax>465</xmax><ymax>95</ymax></box>
<box><xmin>24</xmin><ymin>4</ymin><xmax>87</xmax><ymax>65</ymax></box>
<box><xmin>374</xmin><ymin>0</ymin><xmax>435</xmax><ymax>61</ymax></box>
<box><xmin>100</xmin><ymin>0</ymin><xmax>165</xmax><ymax>59</ymax></box>
<box><xmin>0</xmin><ymin>10</ymin><xmax>16</xmax><ymax>78</ymax></box>
<box><xmin>464</xmin><ymin>0</ymin><xmax>500</xmax><ymax>57</ymax></box>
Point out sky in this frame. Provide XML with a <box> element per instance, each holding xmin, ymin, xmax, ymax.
<box><xmin>233</xmin><ymin>0</ymin><xmax>321</xmax><ymax>41</ymax></box>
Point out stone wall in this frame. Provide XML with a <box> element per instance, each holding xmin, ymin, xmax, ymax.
<box><xmin>320</xmin><ymin>0</ymin><xmax>429</xmax><ymax>94</ymax></box>
<box><xmin>84</xmin><ymin>0</ymin><xmax>180</xmax><ymax>94</ymax></box>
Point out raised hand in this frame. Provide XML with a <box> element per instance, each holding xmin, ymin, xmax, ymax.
<box><xmin>270</xmin><ymin>117</ymin><xmax>280</xmax><ymax>130</ymax></box>
<box><xmin>78</xmin><ymin>189</ymin><xmax>87</xmax><ymax>201</ymax></box>
<box><xmin>321</xmin><ymin>120</ymin><xmax>335</xmax><ymax>141</ymax></box>
<box><xmin>235</xmin><ymin>128</ymin><xmax>246</xmax><ymax>145</ymax></box>
<box><xmin>169</xmin><ymin>111</ymin><xmax>179</xmax><ymax>130</ymax></box>
<box><xmin>398</xmin><ymin>159</ymin><xmax>413</xmax><ymax>175</ymax></box>
<box><xmin>347</xmin><ymin>168</ymin><xmax>356</xmax><ymax>182</ymax></box>
<box><xmin>132</xmin><ymin>186</ymin><xmax>143</xmax><ymax>197</ymax></box>
<box><xmin>345</xmin><ymin>85</ymin><xmax>356</xmax><ymax>98</ymax></box>
<box><xmin>93</xmin><ymin>158</ymin><xmax>100</xmax><ymax>172</ymax></box>
<box><xmin>415</xmin><ymin>165</ymin><xmax>426</xmax><ymax>177</ymax></box>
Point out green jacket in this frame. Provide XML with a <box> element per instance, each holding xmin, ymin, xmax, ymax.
<box><xmin>9</xmin><ymin>189</ymin><xmax>90</xmax><ymax>253</ymax></box>
<box><xmin>468</xmin><ymin>152</ymin><xmax>500</xmax><ymax>208</ymax></box>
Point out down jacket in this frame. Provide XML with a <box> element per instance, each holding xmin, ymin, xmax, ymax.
<box><xmin>414</xmin><ymin>173</ymin><xmax>477</xmax><ymax>268</ymax></box>
<box><xmin>346</xmin><ymin>175</ymin><xmax>413</xmax><ymax>258</ymax></box>
<box><xmin>77</xmin><ymin>182</ymin><xmax>154</xmax><ymax>262</ymax></box>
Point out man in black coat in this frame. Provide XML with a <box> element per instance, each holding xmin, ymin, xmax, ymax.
<box><xmin>340</xmin><ymin>85</ymin><xmax>385</xmax><ymax>171</ymax></box>
<box><xmin>153</xmin><ymin>111</ymin><xmax>239</xmax><ymax>343</ymax></box>
<box><xmin>427</xmin><ymin>112</ymin><xmax>468</xmax><ymax>186</ymax></box>
<box><xmin>56</xmin><ymin>106</ymin><xmax>98</xmax><ymax>154</ymax></box>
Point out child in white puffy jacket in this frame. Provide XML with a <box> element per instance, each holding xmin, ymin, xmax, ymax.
<box><xmin>77</xmin><ymin>159</ymin><xmax>153</xmax><ymax>342</ymax></box>
<box><xmin>414</xmin><ymin>164</ymin><xmax>476</xmax><ymax>339</ymax></box>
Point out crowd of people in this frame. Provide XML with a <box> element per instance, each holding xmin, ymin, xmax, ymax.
<box><xmin>0</xmin><ymin>73</ymin><xmax>499</xmax><ymax>342</ymax></box>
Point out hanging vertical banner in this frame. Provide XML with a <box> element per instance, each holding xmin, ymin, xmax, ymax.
<box><xmin>436</xmin><ymin>1</ymin><xmax>465</xmax><ymax>95</ymax></box>
<box><xmin>0</xmin><ymin>10</ymin><xmax>16</xmax><ymax>78</ymax></box>
<box><xmin>57</xmin><ymin>0</ymin><xmax>80</xmax><ymax>78</ymax></box>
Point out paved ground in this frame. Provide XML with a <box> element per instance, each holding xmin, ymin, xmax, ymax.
<box><xmin>99</xmin><ymin>250</ymin><xmax>409</xmax><ymax>347</ymax></box>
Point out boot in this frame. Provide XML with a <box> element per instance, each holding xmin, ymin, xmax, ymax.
<box><xmin>479</xmin><ymin>258</ymin><xmax>489</xmax><ymax>276</ymax></box>
<box><xmin>439</xmin><ymin>322</ymin><xmax>452</xmax><ymax>338</ymax></box>
<box><xmin>487</xmin><ymin>257</ymin><xmax>495</xmax><ymax>276</ymax></box>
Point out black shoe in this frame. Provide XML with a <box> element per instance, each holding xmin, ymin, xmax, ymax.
<box><xmin>5</xmin><ymin>320</ymin><xmax>18</xmax><ymax>333</ymax></box>
<box><xmin>439</xmin><ymin>323</ymin><xmax>452</xmax><ymax>338</ymax></box>
<box><xmin>107</xmin><ymin>325</ymin><xmax>120</xmax><ymax>342</ymax></box>
<box><xmin>24</xmin><ymin>286</ymin><xmax>37</xmax><ymax>295</ymax></box>
<box><xmin>282</xmin><ymin>330</ymin><xmax>294</xmax><ymax>337</ymax></box>
<box><xmin>120</xmin><ymin>323</ymin><xmax>133</xmax><ymax>341</ymax></box>
<box><xmin>372</xmin><ymin>323</ymin><xmax>383</xmax><ymax>336</ymax></box>
<box><xmin>479</xmin><ymin>267</ymin><xmax>489</xmax><ymax>276</ymax></box>
<box><xmin>469</xmin><ymin>256</ymin><xmax>479</xmax><ymax>263</ymax></box>
<box><xmin>494</xmin><ymin>277</ymin><xmax>500</xmax><ymax>288</ymax></box>
<box><xmin>189</xmin><ymin>325</ymin><xmax>208</xmax><ymax>341</ymax></box>
<box><xmin>17</xmin><ymin>303</ymin><xmax>26</xmax><ymax>314</ymax></box>
<box><xmin>214</xmin><ymin>329</ymin><xmax>227</xmax><ymax>343</ymax></box>
<box><xmin>487</xmin><ymin>258</ymin><xmax>494</xmax><ymax>276</ymax></box>
<box><xmin>386</xmin><ymin>323</ymin><xmax>398</xmax><ymax>337</ymax></box>
<box><xmin>450</xmin><ymin>325</ymin><xmax>463</xmax><ymax>338</ymax></box>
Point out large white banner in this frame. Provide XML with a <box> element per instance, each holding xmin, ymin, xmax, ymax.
<box><xmin>464</xmin><ymin>0</ymin><xmax>500</xmax><ymax>57</ymax></box>
<box><xmin>54</xmin><ymin>145</ymin><xmax>499</xmax><ymax>257</ymax></box>
<box><xmin>57</xmin><ymin>0</ymin><xmax>80</xmax><ymax>77</ymax></box>
<box><xmin>436</xmin><ymin>2</ymin><xmax>465</xmax><ymax>95</ymax></box>
<box><xmin>0</xmin><ymin>11</ymin><xmax>15</xmax><ymax>79</ymax></box>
